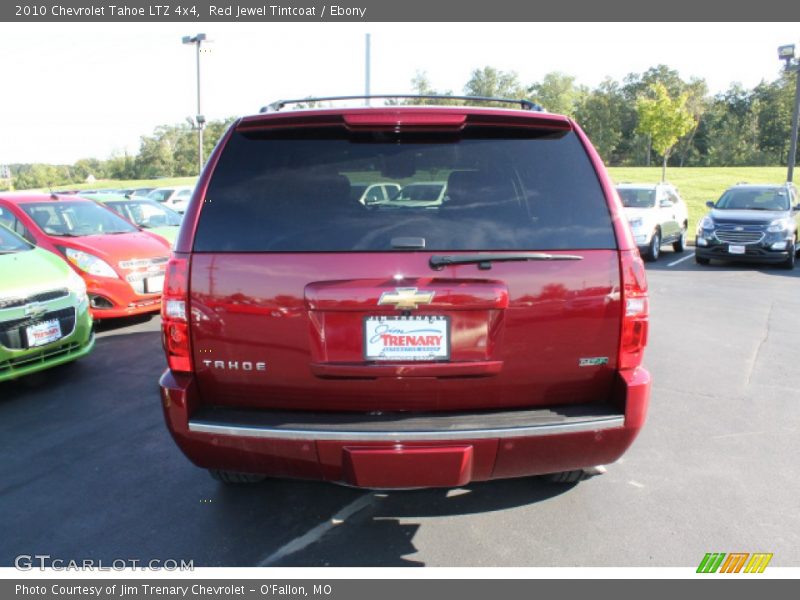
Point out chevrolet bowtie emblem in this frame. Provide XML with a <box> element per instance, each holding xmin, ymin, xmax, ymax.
<box><xmin>24</xmin><ymin>302</ymin><xmax>47</xmax><ymax>319</ymax></box>
<box><xmin>377</xmin><ymin>287</ymin><xmax>435</xmax><ymax>310</ymax></box>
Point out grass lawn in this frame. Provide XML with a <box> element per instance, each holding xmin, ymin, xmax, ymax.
<box><xmin>61</xmin><ymin>177</ymin><xmax>197</xmax><ymax>191</ymax></box>
<box><xmin>607</xmin><ymin>166</ymin><xmax>790</xmax><ymax>234</ymax></box>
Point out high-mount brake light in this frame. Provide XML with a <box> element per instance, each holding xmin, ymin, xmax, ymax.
<box><xmin>619</xmin><ymin>249</ymin><xmax>649</xmax><ymax>370</ymax></box>
<box><xmin>161</xmin><ymin>256</ymin><xmax>191</xmax><ymax>372</ymax></box>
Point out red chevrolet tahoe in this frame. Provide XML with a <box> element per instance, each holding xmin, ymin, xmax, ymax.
<box><xmin>159</xmin><ymin>97</ymin><xmax>650</xmax><ymax>488</ymax></box>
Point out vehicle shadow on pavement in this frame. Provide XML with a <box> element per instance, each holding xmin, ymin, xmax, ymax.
<box><xmin>264</xmin><ymin>477</ymin><xmax>579</xmax><ymax>566</ymax></box>
<box><xmin>94</xmin><ymin>314</ymin><xmax>155</xmax><ymax>335</ymax></box>
<box><xmin>0</xmin><ymin>356</ymin><xmax>93</xmax><ymax>402</ymax></box>
<box><xmin>646</xmin><ymin>255</ymin><xmax>800</xmax><ymax>278</ymax></box>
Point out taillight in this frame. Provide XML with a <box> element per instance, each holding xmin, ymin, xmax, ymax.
<box><xmin>619</xmin><ymin>249</ymin><xmax>649</xmax><ymax>370</ymax></box>
<box><xmin>161</xmin><ymin>255</ymin><xmax>191</xmax><ymax>373</ymax></box>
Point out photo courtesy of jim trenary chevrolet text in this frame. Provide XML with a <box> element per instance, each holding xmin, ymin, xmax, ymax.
<box><xmin>1</xmin><ymin>0</ymin><xmax>799</xmax><ymax>594</ymax></box>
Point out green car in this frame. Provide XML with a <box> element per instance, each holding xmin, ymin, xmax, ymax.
<box><xmin>0</xmin><ymin>224</ymin><xmax>95</xmax><ymax>382</ymax></box>
<box><xmin>92</xmin><ymin>193</ymin><xmax>182</xmax><ymax>246</ymax></box>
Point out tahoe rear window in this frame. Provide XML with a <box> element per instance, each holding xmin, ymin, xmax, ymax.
<box><xmin>194</xmin><ymin>126</ymin><xmax>616</xmax><ymax>252</ymax></box>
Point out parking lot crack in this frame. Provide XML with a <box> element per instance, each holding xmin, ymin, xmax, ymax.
<box><xmin>745</xmin><ymin>301</ymin><xmax>774</xmax><ymax>388</ymax></box>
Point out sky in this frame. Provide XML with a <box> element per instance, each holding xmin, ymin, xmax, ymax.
<box><xmin>1</xmin><ymin>21</ymin><xmax>799</xmax><ymax>165</ymax></box>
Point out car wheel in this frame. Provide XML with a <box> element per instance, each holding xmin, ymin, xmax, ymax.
<box><xmin>672</xmin><ymin>226</ymin><xmax>687</xmax><ymax>253</ymax></box>
<box><xmin>643</xmin><ymin>229</ymin><xmax>661</xmax><ymax>262</ymax></box>
<box><xmin>208</xmin><ymin>469</ymin><xmax>267</xmax><ymax>484</ymax></box>
<box><xmin>782</xmin><ymin>239</ymin><xmax>796</xmax><ymax>270</ymax></box>
<box><xmin>695</xmin><ymin>254</ymin><xmax>710</xmax><ymax>265</ymax></box>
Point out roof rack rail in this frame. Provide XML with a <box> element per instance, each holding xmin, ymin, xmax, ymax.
<box><xmin>260</xmin><ymin>95</ymin><xmax>544</xmax><ymax>113</ymax></box>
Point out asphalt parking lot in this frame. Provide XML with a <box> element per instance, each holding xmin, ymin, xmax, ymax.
<box><xmin>1</xmin><ymin>249</ymin><xmax>799</xmax><ymax>567</ymax></box>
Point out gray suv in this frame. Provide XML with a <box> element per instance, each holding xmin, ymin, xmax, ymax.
<box><xmin>695</xmin><ymin>183</ymin><xmax>800</xmax><ymax>269</ymax></box>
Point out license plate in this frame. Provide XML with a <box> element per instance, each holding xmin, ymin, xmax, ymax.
<box><xmin>26</xmin><ymin>319</ymin><xmax>62</xmax><ymax>348</ymax></box>
<box><xmin>144</xmin><ymin>275</ymin><xmax>164</xmax><ymax>293</ymax></box>
<box><xmin>728</xmin><ymin>245</ymin><xmax>746</xmax><ymax>255</ymax></box>
<box><xmin>364</xmin><ymin>316</ymin><xmax>449</xmax><ymax>361</ymax></box>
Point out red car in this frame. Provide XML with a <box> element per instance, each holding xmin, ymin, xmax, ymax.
<box><xmin>159</xmin><ymin>96</ymin><xmax>650</xmax><ymax>488</ymax></box>
<box><xmin>0</xmin><ymin>194</ymin><xmax>171</xmax><ymax>319</ymax></box>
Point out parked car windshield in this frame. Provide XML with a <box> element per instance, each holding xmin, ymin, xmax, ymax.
<box><xmin>715</xmin><ymin>188</ymin><xmax>789</xmax><ymax>211</ymax></box>
<box><xmin>617</xmin><ymin>188</ymin><xmax>656</xmax><ymax>209</ymax></box>
<box><xmin>21</xmin><ymin>201</ymin><xmax>138</xmax><ymax>236</ymax></box>
<box><xmin>390</xmin><ymin>183</ymin><xmax>446</xmax><ymax>203</ymax></box>
<box><xmin>0</xmin><ymin>224</ymin><xmax>32</xmax><ymax>253</ymax></box>
<box><xmin>147</xmin><ymin>189</ymin><xmax>176</xmax><ymax>203</ymax></box>
<box><xmin>106</xmin><ymin>199</ymin><xmax>182</xmax><ymax>228</ymax></box>
<box><xmin>195</xmin><ymin>126</ymin><xmax>616</xmax><ymax>252</ymax></box>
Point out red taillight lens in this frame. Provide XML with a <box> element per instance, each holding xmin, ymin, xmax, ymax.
<box><xmin>619</xmin><ymin>249</ymin><xmax>649</xmax><ymax>370</ymax></box>
<box><xmin>161</xmin><ymin>255</ymin><xmax>191</xmax><ymax>372</ymax></box>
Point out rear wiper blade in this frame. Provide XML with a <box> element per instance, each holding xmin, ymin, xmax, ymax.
<box><xmin>430</xmin><ymin>252</ymin><xmax>583</xmax><ymax>270</ymax></box>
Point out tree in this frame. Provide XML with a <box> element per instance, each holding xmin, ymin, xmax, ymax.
<box><xmin>754</xmin><ymin>73</ymin><xmax>796</xmax><ymax>163</ymax></box>
<box><xmin>399</xmin><ymin>71</ymin><xmax>457</xmax><ymax>105</ymax></box>
<box><xmin>13</xmin><ymin>164</ymin><xmax>75</xmax><ymax>191</ymax></box>
<box><xmin>674</xmin><ymin>78</ymin><xmax>709</xmax><ymax>167</ymax></box>
<box><xmin>621</xmin><ymin>65</ymin><xmax>689</xmax><ymax>166</ymax></box>
<box><xmin>702</xmin><ymin>84</ymin><xmax>761</xmax><ymax>166</ymax></box>
<box><xmin>528</xmin><ymin>72</ymin><xmax>585</xmax><ymax>117</ymax></box>
<box><xmin>73</xmin><ymin>158</ymin><xmax>106</xmax><ymax>181</ymax></box>
<box><xmin>463</xmin><ymin>66</ymin><xmax>526</xmax><ymax>104</ymax></box>
<box><xmin>575</xmin><ymin>79</ymin><xmax>625</xmax><ymax>163</ymax></box>
<box><xmin>624</xmin><ymin>65</ymin><xmax>686</xmax><ymax>100</ymax></box>
<box><xmin>635</xmin><ymin>82</ymin><xmax>696</xmax><ymax>180</ymax></box>
<box><xmin>135</xmin><ymin>125</ymin><xmax>180</xmax><ymax>178</ymax></box>
<box><xmin>105</xmin><ymin>152</ymin><xmax>137</xmax><ymax>180</ymax></box>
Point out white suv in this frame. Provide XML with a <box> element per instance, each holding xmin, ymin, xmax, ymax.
<box><xmin>617</xmin><ymin>183</ymin><xmax>689</xmax><ymax>262</ymax></box>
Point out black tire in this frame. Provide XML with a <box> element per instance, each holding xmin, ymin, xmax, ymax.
<box><xmin>672</xmin><ymin>226</ymin><xmax>687</xmax><ymax>253</ymax></box>
<box><xmin>695</xmin><ymin>254</ymin><xmax>710</xmax><ymax>265</ymax></box>
<box><xmin>543</xmin><ymin>470</ymin><xmax>588</xmax><ymax>484</ymax></box>
<box><xmin>208</xmin><ymin>469</ymin><xmax>267</xmax><ymax>484</ymax></box>
<box><xmin>781</xmin><ymin>239</ymin><xmax>796</xmax><ymax>270</ymax></box>
<box><xmin>643</xmin><ymin>229</ymin><xmax>661</xmax><ymax>262</ymax></box>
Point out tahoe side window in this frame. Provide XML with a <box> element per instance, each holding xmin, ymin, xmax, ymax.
<box><xmin>194</xmin><ymin>127</ymin><xmax>616</xmax><ymax>252</ymax></box>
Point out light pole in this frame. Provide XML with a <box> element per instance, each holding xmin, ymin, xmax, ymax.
<box><xmin>182</xmin><ymin>33</ymin><xmax>207</xmax><ymax>175</ymax></box>
<box><xmin>365</xmin><ymin>33</ymin><xmax>371</xmax><ymax>106</ymax></box>
<box><xmin>778</xmin><ymin>43</ymin><xmax>800</xmax><ymax>183</ymax></box>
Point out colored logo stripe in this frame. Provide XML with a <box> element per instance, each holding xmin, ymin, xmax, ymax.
<box><xmin>720</xmin><ymin>553</ymin><xmax>749</xmax><ymax>573</ymax></box>
<box><xmin>744</xmin><ymin>553</ymin><xmax>773</xmax><ymax>573</ymax></box>
<box><xmin>697</xmin><ymin>553</ymin><xmax>726</xmax><ymax>573</ymax></box>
